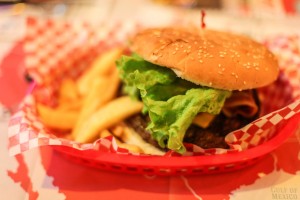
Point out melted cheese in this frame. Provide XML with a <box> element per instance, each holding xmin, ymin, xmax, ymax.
<box><xmin>192</xmin><ymin>113</ymin><xmax>215</xmax><ymax>128</ymax></box>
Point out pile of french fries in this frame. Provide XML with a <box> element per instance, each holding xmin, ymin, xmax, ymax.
<box><xmin>36</xmin><ymin>47</ymin><xmax>150</xmax><ymax>154</ymax></box>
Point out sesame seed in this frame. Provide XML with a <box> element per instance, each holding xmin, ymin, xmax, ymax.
<box><xmin>220</xmin><ymin>55</ymin><xmax>225</xmax><ymax>58</ymax></box>
<box><xmin>218</xmin><ymin>64</ymin><xmax>222</xmax><ymax>68</ymax></box>
<box><xmin>218</xmin><ymin>71</ymin><xmax>223</xmax><ymax>75</ymax></box>
<box><xmin>209</xmin><ymin>82</ymin><xmax>212</xmax><ymax>86</ymax></box>
<box><xmin>199</xmin><ymin>60</ymin><xmax>203</xmax><ymax>63</ymax></box>
<box><xmin>255</xmin><ymin>67</ymin><xmax>260</xmax><ymax>70</ymax></box>
<box><xmin>243</xmin><ymin>81</ymin><xmax>247</xmax><ymax>85</ymax></box>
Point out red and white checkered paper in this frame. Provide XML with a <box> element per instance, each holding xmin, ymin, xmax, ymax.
<box><xmin>8</xmin><ymin>17</ymin><xmax>300</xmax><ymax>156</ymax></box>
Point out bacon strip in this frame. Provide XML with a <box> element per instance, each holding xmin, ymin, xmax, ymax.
<box><xmin>222</xmin><ymin>90</ymin><xmax>258</xmax><ymax>118</ymax></box>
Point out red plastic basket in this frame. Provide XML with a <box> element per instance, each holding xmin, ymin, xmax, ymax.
<box><xmin>53</xmin><ymin>112</ymin><xmax>300</xmax><ymax>176</ymax></box>
<box><xmin>6</xmin><ymin>18</ymin><xmax>300</xmax><ymax>176</ymax></box>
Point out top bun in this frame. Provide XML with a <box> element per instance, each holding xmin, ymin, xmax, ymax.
<box><xmin>129</xmin><ymin>27</ymin><xmax>279</xmax><ymax>90</ymax></box>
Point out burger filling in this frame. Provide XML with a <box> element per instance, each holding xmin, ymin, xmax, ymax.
<box><xmin>125</xmin><ymin>90</ymin><xmax>259</xmax><ymax>151</ymax></box>
<box><xmin>116</xmin><ymin>54</ymin><xmax>259</xmax><ymax>153</ymax></box>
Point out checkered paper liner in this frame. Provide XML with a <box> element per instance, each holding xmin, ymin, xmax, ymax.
<box><xmin>8</xmin><ymin>17</ymin><xmax>300</xmax><ymax>156</ymax></box>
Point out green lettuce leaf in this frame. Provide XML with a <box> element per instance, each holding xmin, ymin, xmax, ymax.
<box><xmin>116</xmin><ymin>55</ymin><xmax>231</xmax><ymax>153</ymax></box>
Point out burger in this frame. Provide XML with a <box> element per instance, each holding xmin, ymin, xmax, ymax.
<box><xmin>115</xmin><ymin>27</ymin><xmax>279</xmax><ymax>154</ymax></box>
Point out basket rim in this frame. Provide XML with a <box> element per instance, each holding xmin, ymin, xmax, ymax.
<box><xmin>53</xmin><ymin>112</ymin><xmax>300</xmax><ymax>169</ymax></box>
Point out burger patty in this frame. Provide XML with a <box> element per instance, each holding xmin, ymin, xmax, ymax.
<box><xmin>125</xmin><ymin>90</ymin><xmax>260</xmax><ymax>150</ymax></box>
<box><xmin>183</xmin><ymin>113</ymin><xmax>256</xmax><ymax>149</ymax></box>
<box><xmin>125</xmin><ymin>112</ymin><xmax>255</xmax><ymax>150</ymax></box>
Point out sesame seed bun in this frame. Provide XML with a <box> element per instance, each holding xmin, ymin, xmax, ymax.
<box><xmin>129</xmin><ymin>27</ymin><xmax>279</xmax><ymax>90</ymax></box>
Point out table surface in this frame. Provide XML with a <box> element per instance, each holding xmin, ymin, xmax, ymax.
<box><xmin>1</xmin><ymin>1</ymin><xmax>300</xmax><ymax>200</ymax></box>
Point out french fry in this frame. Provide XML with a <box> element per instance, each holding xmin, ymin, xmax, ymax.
<box><xmin>110</xmin><ymin>124</ymin><xmax>124</xmax><ymax>138</ymax></box>
<box><xmin>74</xmin><ymin>96</ymin><xmax>143</xmax><ymax>143</ymax></box>
<box><xmin>117</xmin><ymin>143</ymin><xmax>144</xmax><ymax>154</ymax></box>
<box><xmin>36</xmin><ymin>103</ymin><xmax>79</xmax><ymax>130</ymax></box>
<box><xmin>71</xmin><ymin>69</ymin><xmax>120</xmax><ymax>138</ymax></box>
<box><xmin>121</xmin><ymin>125</ymin><xmax>165</xmax><ymax>155</ymax></box>
<box><xmin>58</xmin><ymin>78</ymin><xmax>80</xmax><ymax>103</ymax></box>
<box><xmin>103</xmin><ymin>123</ymin><xmax>164</xmax><ymax>155</ymax></box>
<box><xmin>77</xmin><ymin>47</ymin><xmax>123</xmax><ymax>96</ymax></box>
<box><xmin>57</xmin><ymin>100</ymin><xmax>83</xmax><ymax>111</ymax></box>
<box><xmin>99</xmin><ymin>129</ymin><xmax>113</xmax><ymax>138</ymax></box>
<box><xmin>99</xmin><ymin>129</ymin><xmax>144</xmax><ymax>154</ymax></box>
<box><xmin>83</xmin><ymin>69</ymin><xmax>120</xmax><ymax>116</ymax></box>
